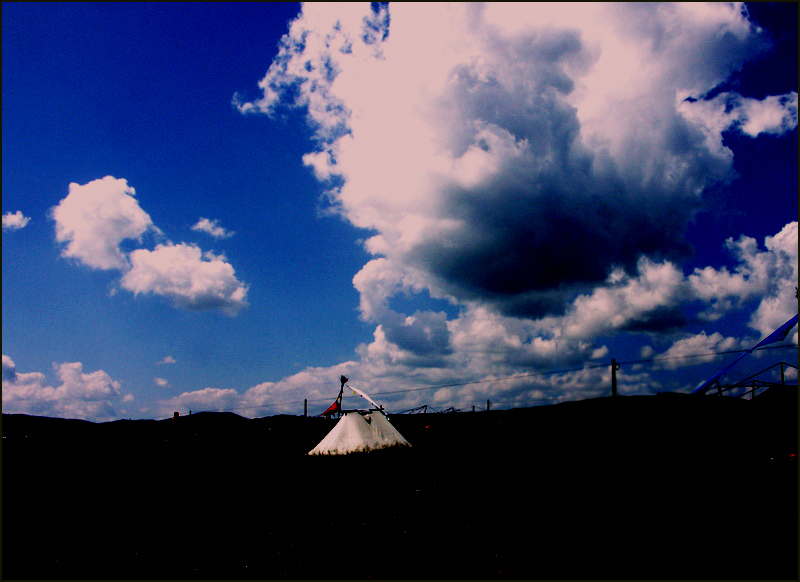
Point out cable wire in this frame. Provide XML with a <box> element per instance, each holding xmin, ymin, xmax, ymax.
<box><xmin>209</xmin><ymin>343</ymin><xmax>797</xmax><ymax>415</ymax></box>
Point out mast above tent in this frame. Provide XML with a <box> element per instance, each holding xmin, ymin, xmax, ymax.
<box><xmin>320</xmin><ymin>375</ymin><xmax>348</xmax><ymax>418</ymax></box>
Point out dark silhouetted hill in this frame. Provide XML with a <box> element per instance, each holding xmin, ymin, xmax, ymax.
<box><xmin>3</xmin><ymin>392</ymin><xmax>796</xmax><ymax>579</ymax></box>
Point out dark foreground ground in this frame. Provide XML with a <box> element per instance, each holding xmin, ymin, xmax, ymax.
<box><xmin>3</xmin><ymin>390</ymin><xmax>797</xmax><ymax>580</ymax></box>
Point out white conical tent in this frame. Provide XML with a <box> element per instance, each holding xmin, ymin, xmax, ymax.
<box><xmin>308</xmin><ymin>410</ymin><xmax>411</xmax><ymax>456</ymax></box>
<box><xmin>309</xmin><ymin>382</ymin><xmax>411</xmax><ymax>455</ymax></box>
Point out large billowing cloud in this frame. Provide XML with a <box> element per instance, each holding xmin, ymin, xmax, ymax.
<box><xmin>217</xmin><ymin>3</ymin><xmax>797</xmax><ymax>420</ymax></box>
<box><xmin>231</xmin><ymin>4</ymin><xmax>796</xmax><ymax>404</ymax></box>
<box><xmin>237</xmin><ymin>3</ymin><xmax>794</xmax><ymax>321</ymax></box>
<box><xmin>223</xmin><ymin>3</ymin><xmax>797</xmax><ymax>416</ymax></box>
<box><xmin>51</xmin><ymin>176</ymin><xmax>248</xmax><ymax>315</ymax></box>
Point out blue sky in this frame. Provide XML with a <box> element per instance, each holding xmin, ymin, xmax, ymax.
<box><xmin>3</xmin><ymin>2</ymin><xmax>797</xmax><ymax>422</ymax></box>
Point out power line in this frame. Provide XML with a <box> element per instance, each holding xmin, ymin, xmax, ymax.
<box><xmin>617</xmin><ymin>343</ymin><xmax>798</xmax><ymax>367</ymax></box>
<box><xmin>369</xmin><ymin>343</ymin><xmax>798</xmax><ymax>398</ymax></box>
<box><xmin>212</xmin><ymin>342</ymin><xmax>796</xmax><ymax>415</ymax></box>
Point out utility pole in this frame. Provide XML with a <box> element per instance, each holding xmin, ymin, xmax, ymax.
<box><xmin>611</xmin><ymin>358</ymin><xmax>620</xmax><ymax>397</ymax></box>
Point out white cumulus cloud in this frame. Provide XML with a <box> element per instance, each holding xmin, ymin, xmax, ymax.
<box><xmin>2</xmin><ymin>211</ymin><xmax>31</xmax><ymax>232</ymax></box>
<box><xmin>121</xmin><ymin>243</ymin><xmax>249</xmax><ymax>315</ymax></box>
<box><xmin>238</xmin><ymin>3</ymin><xmax>793</xmax><ymax>322</ymax></box>
<box><xmin>689</xmin><ymin>222</ymin><xmax>798</xmax><ymax>332</ymax></box>
<box><xmin>2</xmin><ymin>356</ymin><xmax>124</xmax><ymax>422</ymax></box>
<box><xmin>654</xmin><ymin>332</ymin><xmax>746</xmax><ymax>371</ymax></box>
<box><xmin>226</xmin><ymin>3</ymin><xmax>797</xmax><ymax>415</ymax></box>
<box><xmin>191</xmin><ymin>217</ymin><xmax>235</xmax><ymax>240</ymax></box>
<box><xmin>50</xmin><ymin>177</ymin><xmax>249</xmax><ymax>315</ymax></box>
<box><xmin>679</xmin><ymin>91</ymin><xmax>798</xmax><ymax>147</ymax></box>
<box><xmin>51</xmin><ymin>176</ymin><xmax>157</xmax><ymax>270</ymax></box>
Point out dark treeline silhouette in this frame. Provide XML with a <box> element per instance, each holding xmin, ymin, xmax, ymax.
<box><xmin>3</xmin><ymin>390</ymin><xmax>797</xmax><ymax>579</ymax></box>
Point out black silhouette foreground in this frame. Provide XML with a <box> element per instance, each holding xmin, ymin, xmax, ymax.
<box><xmin>3</xmin><ymin>390</ymin><xmax>797</xmax><ymax>580</ymax></box>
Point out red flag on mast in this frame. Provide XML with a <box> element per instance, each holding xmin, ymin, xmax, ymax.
<box><xmin>321</xmin><ymin>397</ymin><xmax>341</xmax><ymax>417</ymax></box>
<box><xmin>321</xmin><ymin>375</ymin><xmax>349</xmax><ymax>416</ymax></box>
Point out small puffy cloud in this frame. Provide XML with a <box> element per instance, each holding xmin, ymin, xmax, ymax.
<box><xmin>191</xmin><ymin>217</ymin><xmax>235</xmax><ymax>240</ymax></box>
<box><xmin>2</xmin><ymin>356</ymin><xmax>123</xmax><ymax>422</ymax></box>
<box><xmin>51</xmin><ymin>176</ymin><xmax>157</xmax><ymax>270</ymax></box>
<box><xmin>154</xmin><ymin>377</ymin><xmax>170</xmax><ymax>388</ymax></box>
<box><xmin>2</xmin><ymin>211</ymin><xmax>31</xmax><ymax>232</ymax></box>
<box><xmin>120</xmin><ymin>243</ymin><xmax>249</xmax><ymax>315</ymax></box>
<box><xmin>737</xmin><ymin>92</ymin><xmax>798</xmax><ymax>137</ymax></box>
<box><xmin>158</xmin><ymin>355</ymin><xmax>177</xmax><ymax>365</ymax></box>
